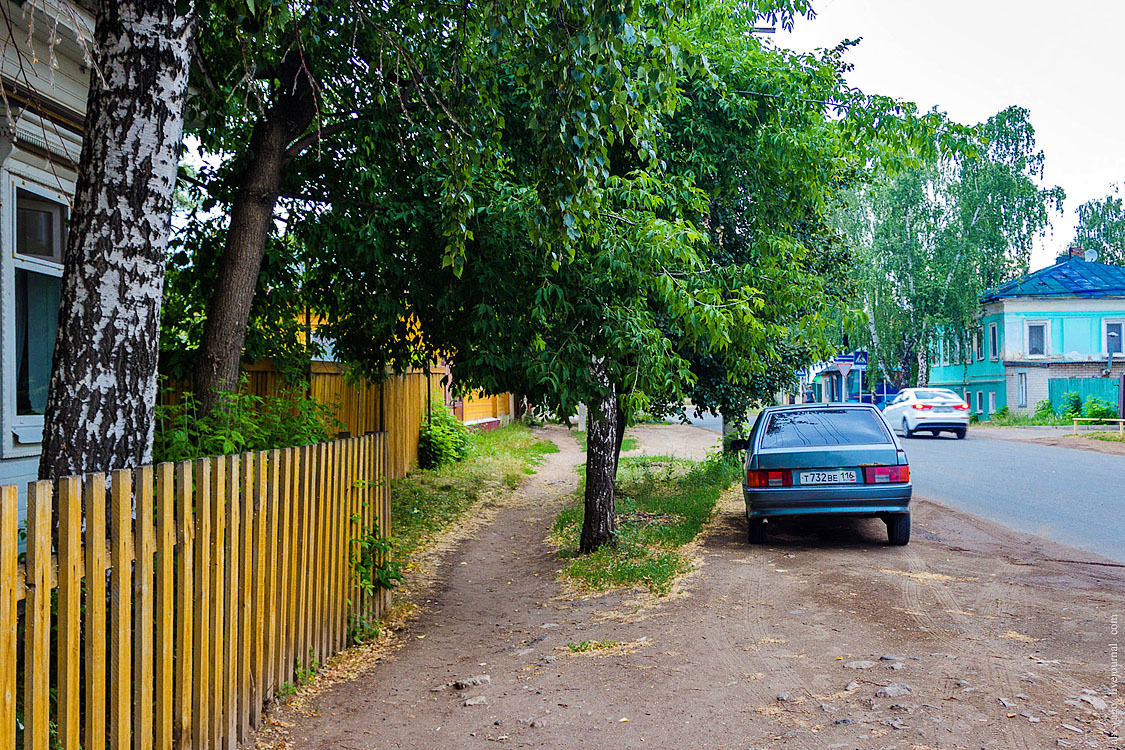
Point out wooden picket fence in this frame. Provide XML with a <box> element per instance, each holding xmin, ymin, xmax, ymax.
<box><xmin>0</xmin><ymin>432</ymin><xmax>390</xmax><ymax>749</ymax></box>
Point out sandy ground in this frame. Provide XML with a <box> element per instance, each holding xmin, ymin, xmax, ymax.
<box><xmin>255</xmin><ymin>424</ymin><xmax>1123</xmax><ymax>750</ymax></box>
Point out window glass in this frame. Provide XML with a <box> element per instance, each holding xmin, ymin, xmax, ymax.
<box><xmin>760</xmin><ymin>408</ymin><xmax>891</xmax><ymax>449</ymax></box>
<box><xmin>1018</xmin><ymin>373</ymin><xmax>1027</xmax><ymax>407</ymax></box>
<box><xmin>1107</xmin><ymin>322</ymin><xmax>1123</xmax><ymax>354</ymax></box>
<box><xmin>1027</xmin><ymin>324</ymin><xmax>1045</xmax><ymax>356</ymax></box>
<box><xmin>975</xmin><ymin>332</ymin><xmax>983</xmax><ymax>360</ymax></box>
<box><xmin>912</xmin><ymin>389</ymin><xmax>961</xmax><ymax>400</ymax></box>
<box><xmin>989</xmin><ymin>324</ymin><xmax>998</xmax><ymax>359</ymax></box>
<box><xmin>16</xmin><ymin>190</ymin><xmax>63</xmax><ymax>262</ymax></box>
<box><xmin>15</xmin><ymin>269</ymin><xmax>61</xmax><ymax>415</ymax></box>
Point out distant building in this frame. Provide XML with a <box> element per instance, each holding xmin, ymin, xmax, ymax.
<box><xmin>0</xmin><ymin>5</ymin><xmax>94</xmax><ymax>503</ymax></box>
<box><xmin>929</xmin><ymin>246</ymin><xmax>1125</xmax><ymax>419</ymax></box>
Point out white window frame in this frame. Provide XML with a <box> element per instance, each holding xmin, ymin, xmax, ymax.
<box><xmin>988</xmin><ymin>322</ymin><xmax>999</xmax><ymax>361</ymax></box>
<box><xmin>976</xmin><ymin>390</ymin><xmax>984</xmax><ymax>414</ymax></box>
<box><xmin>1</xmin><ymin>172</ymin><xmax>69</xmax><ymax>459</ymax></box>
<box><xmin>1102</xmin><ymin>318</ymin><xmax>1125</xmax><ymax>356</ymax></box>
<box><xmin>1024</xmin><ymin>320</ymin><xmax>1049</xmax><ymax>358</ymax></box>
<box><xmin>1017</xmin><ymin>372</ymin><xmax>1027</xmax><ymax>407</ymax></box>
<box><xmin>988</xmin><ymin>391</ymin><xmax>996</xmax><ymax>414</ymax></box>
<box><xmin>973</xmin><ymin>330</ymin><xmax>983</xmax><ymax>361</ymax></box>
<box><xmin>963</xmin><ymin>388</ymin><xmax>970</xmax><ymax>407</ymax></box>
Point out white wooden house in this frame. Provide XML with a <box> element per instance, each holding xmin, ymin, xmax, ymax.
<box><xmin>0</xmin><ymin>2</ymin><xmax>93</xmax><ymax>510</ymax></box>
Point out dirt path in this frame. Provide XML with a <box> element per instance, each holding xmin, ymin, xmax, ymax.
<box><xmin>269</xmin><ymin>424</ymin><xmax>1123</xmax><ymax>749</ymax></box>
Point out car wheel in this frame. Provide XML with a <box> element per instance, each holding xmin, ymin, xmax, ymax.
<box><xmin>955</xmin><ymin>428</ymin><xmax>966</xmax><ymax>440</ymax></box>
<box><xmin>901</xmin><ymin>417</ymin><xmax>914</xmax><ymax>438</ymax></box>
<box><xmin>747</xmin><ymin>517</ymin><xmax>766</xmax><ymax>544</ymax></box>
<box><xmin>886</xmin><ymin>513</ymin><xmax>910</xmax><ymax>546</ymax></box>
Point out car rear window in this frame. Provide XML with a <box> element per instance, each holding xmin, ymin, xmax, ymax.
<box><xmin>760</xmin><ymin>409</ymin><xmax>892</xmax><ymax>448</ymax></box>
<box><xmin>912</xmin><ymin>389</ymin><xmax>960</xmax><ymax>400</ymax></box>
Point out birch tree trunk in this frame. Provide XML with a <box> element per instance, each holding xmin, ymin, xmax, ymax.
<box><xmin>580</xmin><ymin>380</ymin><xmax>619</xmax><ymax>554</ymax></box>
<box><xmin>916</xmin><ymin>348</ymin><xmax>930</xmax><ymax>387</ymax></box>
<box><xmin>39</xmin><ymin>0</ymin><xmax>195</xmax><ymax>481</ymax></box>
<box><xmin>192</xmin><ymin>54</ymin><xmax>316</xmax><ymax>413</ymax></box>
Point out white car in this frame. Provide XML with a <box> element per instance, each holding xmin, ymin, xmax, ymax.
<box><xmin>882</xmin><ymin>388</ymin><xmax>970</xmax><ymax>439</ymax></box>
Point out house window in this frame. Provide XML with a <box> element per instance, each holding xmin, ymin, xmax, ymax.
<box><xmin>1017</xmin><ymin>372</ymin><xmax>1027</xmax><ymax>407</ymax></box>
<box><xmin>988</xmin><ymin>391</ymin><xmax>996</xmax><ymax>414</ymax></box>
<box><xmin>964</xmin><ymin>388</ymin><xmax>970</xmax><ymax>407</ymax></box>
<box><xmin>1026</xmin><ymin>322</ymin><xmax>1047</xmax><ymax>357</ymax></box>
<box><xmin>988</xmin><ymin>322</ymin><xmax>999</xmax><ymax>361</ymax></box>
<box><xmin>976</xmin><ymin>390</ymin><xmax>984</xmax><ymax>414</ymax></box>
<box><xmin>12</xmin><ymin>189</ymin><xmax>66</xmax><ymax>419</ymax></box>
<box><xmin>1105</xmin><ymin>320</ymin><xmax>1124</xmax><ymax>355</ymax></box>
<box><xmin>974</xmin><ymin>330</ymin><xmax>983</xmax><ymax>361</ymax></box>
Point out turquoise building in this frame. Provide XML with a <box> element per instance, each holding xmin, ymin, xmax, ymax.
<box><xmin>929</xmin><ymin>249</ymin><xmax>1125</xmax><ymax>420</ymax></box>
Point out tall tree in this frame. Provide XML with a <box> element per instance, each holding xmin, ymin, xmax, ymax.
<box><xmin>40</xmin><ymin>0</ymin><xmax>195</xmax><ymax>480</ymax></box>
<box><xmin>1074</xmin><ymin>186</ymin><xmax>1125</xmax><ymax>265</ymax></box>
<box><xmin>841</xmin><ymin>106</ymin><xmax>1064</xmax><ymax>387</ymax></box>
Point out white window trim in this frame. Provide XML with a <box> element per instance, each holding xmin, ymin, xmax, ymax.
<box><xmin>973</xmin><ymin>330</ymin><xmax>983</xmax><ymax>361</ymax></box>
<box><xmin>976</xmin><ymin>390</ymin><xmax>984</xmax><ymax>414</ymax></box>
<box><xmin>1024</xmin><ymin>319</ymin><xmax>1050</xmax><ymax>358</ymax></box>
<box><xmin>1</xmin><ymin>171</ymin><xmax>70</xmax><ymax>459</ymax></box>
<box><xmin>1017</xmin><ymin>372</ymin><xmax>1028</xmax><ymax>407</ymax></box>
<box><xmin>1102</xmin><ymin>318</ymin><xmax>1125</xmax><ymax>356</ymax></box>
<box><xmin>988</xmin><ymin>322</ymin><xmax>999</xmax><ymax>361</ymax></box>
<box><xmin>988</xmin><ymin>391</ymin><xmax>996</xmax><ymax>414</ymax></box>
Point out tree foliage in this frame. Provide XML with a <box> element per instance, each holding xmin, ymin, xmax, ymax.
<box><xmin>1074</xmin><ymin>186</ymin><xmax>1125</xmax><ymax>266</ymax></box>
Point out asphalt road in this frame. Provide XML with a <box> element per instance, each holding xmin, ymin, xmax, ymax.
<box><xmin>897</xmin><ymin>433</ymin><xmax>1124</xmax><ymax>563</ymax></box>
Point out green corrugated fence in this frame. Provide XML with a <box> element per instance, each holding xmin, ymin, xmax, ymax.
<box><xmin>1047</xmin><ymin>377</ymin><xmax>1120</xmax><ymax>411</ymax></box>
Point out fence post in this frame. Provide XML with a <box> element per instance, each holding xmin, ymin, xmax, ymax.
<box><xmin>85</xmin><ymin>474</ymin><xmax>108</xmax><ymax>749</ymax></box>
<box><xmin>134</xmin><ymin>465</ymin><xmax>156</xmax><ymax>750</ymax></box>
<box><xmin>0</xmin><ymin>486</ymin><xmax>17</xmax><ymax>750</ymax></box>
<box><xmin>155</xmin><ymin>463</ymin><xmax>175</xmax><ymax>750</ymax></box>
<box><xmin>57</xmin><ymin>477</ymin><xmax>82</xmax><ymax>749</ymax></box>
<box><xmin>191</xmin><ymin>458</ymin><xmax>212</xmax><ymax>747</ymax></box>
<box><xmin>174</xmin><ymin>460</ymin><xmax>195</xmax><ymax>748</ymax></box>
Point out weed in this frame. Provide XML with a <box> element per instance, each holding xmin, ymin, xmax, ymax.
<box><xmin>567</xmin><ymin>639</ymin><xmax>618</xmax><ymax>652</ymax></box>
<box><xmin>571</xmin><ymin>430</ymin><xmax>640</xmax><ymax>453</ymax></box>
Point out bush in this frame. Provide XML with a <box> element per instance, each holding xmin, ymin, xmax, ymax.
<box><xmin>1060</xmin><ymin>391</ymin><xmax>1083</xmax><ymax>419</ymax></box>
<box><xmin>418</xmin><ymin>400</ymin><xmax>470</xmax><ymax>469</ymax></box>
<box><xmin>992</xmin><ymin>405</ymin><xmax>1011</xmax><ymax>421</ymax></box>
<box><xmin>969</xmin><ymin>413</ymin><xmax>980</xmax><ymax>424</ymax></box>
<box><xmin>1081</xmin><ymin>395</ymin><xmax>1118</xmax><ymax>420</ymax></box>
<box><xmin>1033</xmin><ymin>399</ymin><xmax>1055</xmax><ymax>420</ymax></box>
<box><xmin>154</xmin><ymin>377</ymin><xmax>341</xmax><ymax>463</ymax></box>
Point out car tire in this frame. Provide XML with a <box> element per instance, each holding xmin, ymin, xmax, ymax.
<box><xmin>886</xmin><ymin>513</ymin><xmax>910</xmax><ymax>546</ymax></box>
<box><xmin>747</xmin><ymin>517</ymin><xmax>766</xmax><ymax>544</ymax></box>
<box><xmin>901</xmin><ymin>418</ymin><xmax>914</xmax><ymax>438</ymax></box>
<box><xmin>955</xmin><ymin>428</ymin><xmax>966</xmax><ymax>439</ymax></box>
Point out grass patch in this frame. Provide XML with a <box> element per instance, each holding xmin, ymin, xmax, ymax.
<box><xmin>551</xmin><ymin>454</ymin><xmax>742</xmax><ymax>596</ymax></box>
<box><xmin>567</xmin><ymin>639</ymin><xmax>618</xmax><ymax>653</ymax></box>
<box><xmin>1080</xmin><ymin>431</ymin><xmax>1125</xmax><ymax>443</ymax></box>
<box><xmin>571</xmin><ymin>429</ymin><xmax>640</xmax><ymax>453</ymax></box>
<box><xmin>391</xmin><ymin>424</ymin><xmax>558</xmax><ymax>560</ymax></box>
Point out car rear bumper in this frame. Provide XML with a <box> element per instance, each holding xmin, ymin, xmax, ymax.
<box><xmin>911</xmin><ymin>421</ymin><xmax>967</xmax><ymax>430</ymax></box>
<box><xmin>744</xmin><ymin>483</ymin><xmax>912</xmax><ymax>519</ymax></box>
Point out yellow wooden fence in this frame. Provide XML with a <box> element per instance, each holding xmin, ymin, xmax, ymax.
<box><xmin>0</xmin><ymin>432</ymin><xmax>389</xmax><ymax>749</ymax></box>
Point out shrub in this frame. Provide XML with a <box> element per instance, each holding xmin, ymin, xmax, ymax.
<box><xmin>992</xmin><ymin>405</ymin><xmax>1011</xmax><ymax>421</ymax></box>
<box><xmin>969</xmin><ymin>413</ymin><xmax>980</xmax><ymax>424</ymax></box>
<box><xmin>154</xmin><ymin>377</ymin><xmax>341</xmax><ymax>463</ymax></box>
<box><xmin>1081</xmin><ymin>395</ymin><xmax>1118</xmax><ymax>420</ymax></box>
<box><xmin>418</xmin><ymin>400</ymin><xmax>470</xmax><ymax>469</ymax></box>
<box><xmin>1033</xmin><ymin>399</ymin><xmax>1055</xmax><ymax>420</ymax></box>
<box><xmin>1060</xmin><ymin>391</ymin><xmax>1082</xmax><ymax>419</ymax></box>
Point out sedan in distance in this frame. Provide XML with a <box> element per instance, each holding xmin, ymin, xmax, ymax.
<box><xmin>734</xmin><ymin>404</ymin><xmax>912</xmax><ymax>545</ymax></box>
<box><xmin>882</xmin><ymin>388</ymin><xmax>970</xmax><ymax>439</ymax></box>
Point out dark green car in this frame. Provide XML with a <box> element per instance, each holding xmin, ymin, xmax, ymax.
<box><xmin>737</xmin><ymin>403</ymin><xmax>912</xmax><ymax>546</ymax></box>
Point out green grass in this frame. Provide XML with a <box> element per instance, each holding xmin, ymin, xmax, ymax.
<box><xmin>571</xmin><ymin>429</ymin><xmax>640</xmax><ymax>453</ymax></box>
<box><xmin>551</xmin><ymin>454</ymin><xmax>742</xmax><ymax>596</ymax></box>
<box><xmin>391</xmin><ymin>424</ymin><xmax>558</xmax><ymax>560</ymax></box>
<box><xmin>1078</xmin><ymin>431</ymin><xmax>1125</xmax><ymax>443</ymax></box>
<box><xmin>567</xmin><ymin>639</ymin><xmax>618</xmax><ymax>652</ymax></box>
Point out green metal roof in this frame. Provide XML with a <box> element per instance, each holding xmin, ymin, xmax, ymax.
<box><xmin>981</xmin><ymin>257</ymin><xmax>1125</xmax><ymax>302</ymax></box>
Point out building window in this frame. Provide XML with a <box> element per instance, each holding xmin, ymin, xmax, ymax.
<box><xmin>988</xmin><ymin>391</ymin><xmax>996</xmax><ymax>414</ymax></box>
<box><xmin>12</xmin><ymin>189</ymin><xmax>66</xmax><ymax>419</ymax></box>
<box><xmin>974</xmin><ymin>330</ymin><xmax>983</xmax><ymax>361</ymax></box>
<box><xmin>1026</xmin><ymin>321</ymin><xmax>1047</xmax><ymax>357</ymax></box>
<box><xmin>964</xmin><ymin>388</ymin><xmax>970</xmax><ymax>407</ymax></box>
<box><xmin>1105</xmin><ymin>320</ymin><xmax>1124</xmax><ymax>355</ymax></box>
<box><xmin>976</xmin><ymin>390</ymin><xmax>984</xmax><ymax>414</ymax></box>
<box><xmin>988</xmin><ymin>322</ymin><xmax>999</xmax><ymax>361</ymax></box>
<box><xmin>1017</xmin><ymin>372</ymin><xmax>1027</xmax><ymax>407</ymax></box>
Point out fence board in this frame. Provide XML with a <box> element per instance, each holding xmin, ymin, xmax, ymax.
<box><xmin>174</xmin><ymin>461</ymin><xmax>194</xmax><ymax>748</ymax></box>
<box><xmin>134</xmin><ymin>465</ymin><xmax>155</xmax><ymax>750</ymax></box>
<box><xmin>192</xmin><ymin>459</ymin><xmax>211</xmax><ymax>748</ymax></box>
<box><xmin>110</xmin><ymin>470</ymin><xmax>134</xmax><ymax>748</ymax></box>
<box><xmin>85</xmin><ymin>474</ymin><xmax>108</xmax><ymax>750</ymax></box>
<box><xmin>0</xmin><ymin>486</ymin><xmax>15</xmax><ymax>750</ymax></box>
<box><xmin>23</xmin><ymin>481</ymin><xmax>50</xmax><ymax>750</ymax></box>
<box><xmin>238</xmin><ymin>454</ymin><xmax>254</xmax><ymax>742</ymax></box>
<box><xmin>210</xmin><ymin>459</ymin><xmax>226</xmax><ymax>747</ymax></box>
<box><xmin>223</xmin><ymin>456</ymin><xmax>240</xmax><ymax>747</ymax></box>
<box><xmin>57</xmin><ymin>477</ymin><xmax>82</xmax><ymax>749</ymax></box>
<box><xmin>155</xmin><ymin>464</ymin><xmax>175</xmax><ymax>750</ymax></box>
<box><xmin>262</xmin><ymin>450</ymin><xmax>281</xmax><ymax>700</ymax></box>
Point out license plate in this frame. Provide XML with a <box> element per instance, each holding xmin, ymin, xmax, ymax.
<box><xmin>934</xmin><ymin>406</ymin><xmax>953</xmax><ymax>413</ymax></box>
<box><xmin>799</xmin><ymin>470</ymin><xmax>857</xmax><ymax>485</ymax></box>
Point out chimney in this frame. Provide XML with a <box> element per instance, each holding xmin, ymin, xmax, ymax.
<box><xmin>1057</xmin><ymin>244</ymin><xmax>1084</xmax><ymax>263</ymax></box>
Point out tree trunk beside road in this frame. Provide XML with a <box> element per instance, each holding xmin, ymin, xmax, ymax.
<box><xmin>40</xmin><ymin>0</ymin><xmax>195</xmax><ymax>481</ymax></box>
<box><xmin>580</xmin><ymin>384</ymin><xmax>619</xmax><ymax>554</ymax></box>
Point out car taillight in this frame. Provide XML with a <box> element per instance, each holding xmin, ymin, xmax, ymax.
<box><xmin>746</xmin><ymin>469</ymin><xmax>794</xmax><ymax>488</ymax></box>
<box><xmin>864</xmin><ymin>466</ymin><xmax>910</xmax><ymax>484</ymax></box>
<box><xmin>954</xmin><ymin>403</ymin><xmax>969</xmax><ymax>410</ymax></box>
<box><xmin>911</xmin><ymin>403</ymin><xmax>933</xmax><ymax>410</ymax></box>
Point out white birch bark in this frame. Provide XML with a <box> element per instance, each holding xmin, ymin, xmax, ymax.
<box><xmin>39</xmin><ymin>0</ymin><xmax>195</xmax><ymax>480</ymax></box>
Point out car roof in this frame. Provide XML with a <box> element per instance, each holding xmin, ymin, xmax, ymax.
<box><xmin>759</xmin><ymin>402</ymin><xmax>881</xmax><ymax>415</ymax></box>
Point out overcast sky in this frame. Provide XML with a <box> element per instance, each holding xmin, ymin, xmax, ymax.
<box><xmin>775</xmin><ymin>0</ymin><xmax>1125</xmax><ymax>270</ymax></box>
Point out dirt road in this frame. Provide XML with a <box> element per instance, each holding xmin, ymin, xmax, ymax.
<box><xmin>262</xmin><ymin>425</ymin><xmax>1123</xmax><ymax>749</ymax></box>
